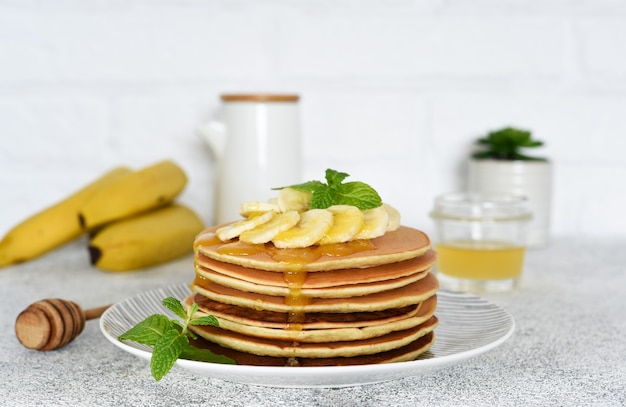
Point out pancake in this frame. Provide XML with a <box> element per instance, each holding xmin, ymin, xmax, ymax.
<box><xmin>189</xmin><ymin>315</ymin><xmax>438</xmax><ymax>359</ymax></box>
<box><xmin>195</xmin><ymin>249</ymin><xmax>437</xmax><ymax>289</ymax></box>
<box><xmin>194</xmin><ymin>265</ymin><xmax>431</xmax><ymax>298</ymax></box>
<box><xmin>189</xmin><ymin>293</ymin><xmax>423</xmax><ymax>329</ymax></box>
<box><xmin>195</xmin><ymin>250</ymin><xmax>437</xmax><ymax>289</ymax></box>
<box><xmin>188</xmin><ymin>218</ymin><xmax>439</xmax><ymax>366</ymax></box>
<box><xmin>195</xmin><ymin>225</ymin><xmax>431</xmax><ymax>272</ymax></box>
<box><xmin>189</xmin><ymin>332</ymin><xmax>435</xmax><ymax>367</ymax></box>
<box><xmin>192</xmin><ymin>272</ymin><xmax>439</xmax><ymax>314</ymax></box>
<box><xmin>185</xmin><ymin>294</ymin><xmax>437</xmax><ymax>343</ymax></box>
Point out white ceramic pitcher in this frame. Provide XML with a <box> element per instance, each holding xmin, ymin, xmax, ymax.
<box><xmin>198</xmin><ymin>94</ymin><xmax>302</xmax><ymax>224</ymax></box>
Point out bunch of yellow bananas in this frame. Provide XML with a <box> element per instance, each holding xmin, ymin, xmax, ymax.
<box><xmin>0</xmin><ymin>160</ymin><xmax>205</xmax><ymax>271</ymax></box>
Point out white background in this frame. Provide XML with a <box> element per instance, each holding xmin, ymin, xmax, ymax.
<box><xmin>1</xmin><ymin>0</ymin><xmax>626</xmax><ymax>240</ymax></box>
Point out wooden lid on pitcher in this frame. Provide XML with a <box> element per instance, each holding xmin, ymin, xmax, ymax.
<box><xmin>221</xmin><ymin>94</ymin><xmax>299</xmax><ymax>102</ymax></box>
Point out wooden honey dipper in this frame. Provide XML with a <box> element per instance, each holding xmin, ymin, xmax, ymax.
<box><xmin>15</xmin><ymin>299</ymin><xmax>111</xmax><ymax>351</ymax></box>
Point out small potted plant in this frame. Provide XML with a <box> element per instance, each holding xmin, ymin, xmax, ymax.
<box><xmin>472</xmin><ymin>127</ymin><xmax>546</xmax><ymax>161</ymax></box>
<box><xmin>467</xmin><ymin>127</ymin><xmax>552</xmax><ymax>247</ymax></box>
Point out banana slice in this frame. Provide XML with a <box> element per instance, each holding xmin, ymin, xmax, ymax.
<box><xmin>354</xmin><ymin>205</ymin><xmax>389</xmax><ymax>240</ymax></box>
<box><xmin>272</xmin><ymin>209</ymin><xmax>333</xmax><ymax>249</ymax></box>
<box><xmin>216</xmin><ymin>210</ymin><xmax>275</xmax><ymax>241</ymax></box>
<box><xmin>318</xmin><ymin>205</ymin><xmax>364</xmax><ymax>244</ymax></box>
<box><xmin>240</xmin><ymin>201</ymin><xmax>280</xmax><ymax>217</ymax></box>
<box><xmin>277</xmin><ymin>188</ymin><xmax>312</xmax><ymax>212</ymax></box>
<box><xmin>239</xmin><ymin>211</ymin><xmax>300</xmax><ymax>244</ymax></box>
<box><xmin>383</xmin><ymin>203</ymin><xmax>401</xmax><ymax>231</ymax></box>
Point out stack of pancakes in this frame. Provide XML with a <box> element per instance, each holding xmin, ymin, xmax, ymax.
<box><xmin>185</xmin><ymin>225</ymin><xmax>439</xmax><ymax>367</ymax></box>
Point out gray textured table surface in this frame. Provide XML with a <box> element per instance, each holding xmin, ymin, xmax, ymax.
<box><xmin>1</xmin><ymin>236</ymin><xmax>625</xmax><ymax>406</ymax></box>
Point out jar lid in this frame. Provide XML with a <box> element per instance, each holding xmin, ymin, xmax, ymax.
<box><xmin>430</xmin><ymin>192</ymin><xmax>532</xmax><ymax>222</ymax></box>
<box><xmin>221</xmin><ymin>94</ymin><xmax>299</xmax><ymax>102</ymax></box>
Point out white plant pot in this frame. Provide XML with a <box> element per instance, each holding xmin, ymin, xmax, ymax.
<box><xmin>467</xmin><ymin>159</ymin><xmax>553</xmax><ymax>248</ymax></box>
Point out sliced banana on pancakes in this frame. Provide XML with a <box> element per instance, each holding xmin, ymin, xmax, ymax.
<box><xmin>277</xmin><ymin>188</ymin><xmax>312</xmax><ymax>212</ymax></box>
<box><xmin>239</xmin><ymin>211</ymin><xmax>300</xmax><ymax>244</ymax></box>
<box><xmin>318</xmin><ymin>205</ymin><xmax>364</xmax><ymax>244</ymax></box>
<box><xmin>215</xmin><ymin>187</ymin><xmax>401</xmax><ymax>248</ymax></box>
<box><xmin>272</xmin><ymin>209</ymin><xmax>334</xmax><ymax>249</ymax></box>
<box><xmin>215</xmin><ymin>210</ymin><xmax>275</xmax><ymax>241</ymax></box>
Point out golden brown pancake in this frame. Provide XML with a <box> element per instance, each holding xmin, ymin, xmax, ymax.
<box><xmin>195</xmin><ymin>265</ymin><xmax>431</xmax><ymax>298</ymax></box>
<box><xmin>204</xmin><ymin>297</ymin><xmax>435</xmax><ymax>343</ymax></box>
<box><xmin>195</xmin><ymin>225</ymin><xmax>431</xmax><ymax>272</ymax></box>
<box><xmin>195</xmin><ymin>249</ymin><xmax>437</xmax><ymax>288</ymax></box>
<box><xmin>189</xmin><ymin>332</ymin><xmax>435</xmax><ymax>367</ymax></box>
<box><xmin>314</xmin><ymin>332</ymin><xmax>434</xmax><ymax>366</ymax></box>
<box><xmin>185</xmin><ymin>294</ymin><xmax>437</xmax><ymax>342</ymax></box>
<box><xmin>192</xmin><ymin>272</ymin><xmax>439</xmax><ymax>313</ymax></box>
<box><xmin>189</xmin><ymin>293</ymin><xmax>424</xmax><ymax>329</ymax></box>
<box><xmin>189</xmin><ymin>316</ymin><xmax>438</xmax><ymax>359</ymax></box>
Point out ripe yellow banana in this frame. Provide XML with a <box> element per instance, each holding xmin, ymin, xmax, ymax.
<box><xmin>318</xmin><ymin>205</ymin><xmax>364</xmax><ymax>244</ymax></box>
<box><xmin>277</xmin><ymin>188</ymin><xmax>311</xmax><ymax>212</ymax></box>
<box><xmin>383</xmin><ymin>203</ymin><xmax>401</xmax><ymax>231</ymax></box>
<box><xmin>79</xmin><ymin>160</ymin><xmax>187</xmax><ymax>230</ymax></box>
<box><xmin>240</xmin><ymin>201</ymin><xmax>280</xmax><ymax>217</ymax></box>
<box><xmin>239</xmin><ymin>211</ymin><xmax>300</xmax><ymax>244</ymax></box>
<box><xmin>216</xmin><ymin>210</ymin><xmax>275</xmax><ymax>241</ymax></box>
<box><xmin>88</xmin><ymin>204</ymin><xmax>205</xmax><ymax>271</ymax></box>
<box><xmin>272</xmin><ymin>209</ymin><xmax>333</xmax><ymax>249</ymax></box>
<box><xmin>0</xmin><ymin>167</ymin><xmax>132</xmax><ymax>268</ymax></box>
<box><xmin>354</xmin><ymin>205</ymin><xmax>390</xmax><ymax>240</ymax></box>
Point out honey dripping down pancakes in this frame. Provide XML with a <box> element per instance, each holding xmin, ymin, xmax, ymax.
<box><xmin>185</xmin><ymin>174</ymin><xmax>439</xmax><ymax>366</ymax></box>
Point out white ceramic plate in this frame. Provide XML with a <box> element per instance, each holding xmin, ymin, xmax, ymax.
<box><xmin>100</xmin><ymin>284</ymin><xmax>514</xmax><ymax>388</ymax></box>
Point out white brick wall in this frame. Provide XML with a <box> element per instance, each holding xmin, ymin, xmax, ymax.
<box><xmin>1</xmin><ymin>0</ymin><xmax>626</xmax><ymax>242</ymax></box>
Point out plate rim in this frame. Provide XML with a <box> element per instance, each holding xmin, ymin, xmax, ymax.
<box><xmin>100</xmin><ymin>284</ymin><xmax>515</xmax><ymax>387</ymax></box>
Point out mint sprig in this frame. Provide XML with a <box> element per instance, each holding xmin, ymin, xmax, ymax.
<box><xmin>275</xmin><ymin>169</ymin><xmax>382</xmax><ymax>210</ymax></box>
<box><xmin>119</xmin><ymin>297</ymin><xmax>235</xmax><ymax>381</ymax></box>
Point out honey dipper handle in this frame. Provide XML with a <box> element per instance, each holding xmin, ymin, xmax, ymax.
<box><xmin>84</xmin><ymin>304</ymin><xmax>111</xmax><ymax>320</ymax></box>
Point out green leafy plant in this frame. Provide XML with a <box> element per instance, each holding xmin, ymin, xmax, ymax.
<box><xmin>119</xmin><ymin>297</ymin><xmax>235</xmax><ymax>381</ymax></box>
<box><xmin>473</xmin><ymin>127</ymin><xmax>546</xmax><ymax>161</ymax></box>
<box><xmin>274</xmin><ymin>169</ymin><xmax>382</xmax><ymax>210</ymax></box>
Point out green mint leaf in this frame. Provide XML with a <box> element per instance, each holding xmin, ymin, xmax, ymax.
<box><xmin>274</xmin><ymin>180</ymin><xmax>326</xmax><ymax>194</ymax></box>
<box><xmin>162</xmin><ymin>297</ymin><xmax>187</xmax><ymax>320</ymax></box>
<box><xmin>180</xmin><ymin>346</ymin><xmax>236</xmax><ymax>364</ymax></box>
<box><xmin>186</xmin><ymin>330</ymin><xmax>198</xmax><ymax>340</ymax></box>
<box><xmin>325</xmin><ymin>169</ymin><xmax>349</xmax><ymax>189</ymax></box>
<box><xmin>273</xmin><ymin>169</ymin><xmax>383</xmax><ymax>210</ymax></box>
<box><xmin>119</xmin><ymin>314</ymin><xmax>172</xmax><ymax>347</ymax></box>
<box><xmin>150</xmin><ymin>328</ymin><xmax>189</xmax><ymax>381</ymax></box>
<box><xmin>187</xmin><ymin>302</ymin><xmax>199</xmax><ymax>319</ymax></box>
<box><xmin>190</xmin><ymin>315</ymin><xmax>220</xmax><ymax>326</ymax></box>
<box><xmin>118</xmin><ymin>298</ymin><xmax>235</xmax><ymax>382</ymax></box>
<box><xmin>309</xmin><ymin>186</ymin><xmax>335</xmax><ymax>209</ymax></box>
<box><xmin>334</xmin><ymin>181</ymin><xmax>382</xmax><ymax>209</ymax></box>
<box><xmin>170</xmin><ymin>320</ymin><xmax>185</xmax><ymax>332</ymax></box>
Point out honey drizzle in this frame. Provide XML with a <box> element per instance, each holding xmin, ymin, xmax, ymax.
<box><xmin>215</xmin><ymin>239</ymin><xmax>376</xmax><ymax>266</ymax></box>
<box><xmin>193</xmin><ymin>272</ymin><xmax>211</xmax><ymax>287</ymax></box>
<box><xmin>193</xmin><ymin>232</ymin><xmax>223</xmax><ymax>254</ymax></box>
<box><xmin>194</xmin><ymin>233</ymin><xmax>377</xmax><ymax>332</ymax></box>
<box><xmin>283</xmin><ymin>270</ymin><xmax>310</xmax><ymax>331</ymax></box>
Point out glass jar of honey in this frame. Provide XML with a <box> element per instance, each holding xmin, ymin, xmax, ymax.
<box><xmin>430</xmin><ymin>192</ymin><xmax>531</xmax><ymax>292</ymax></box>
